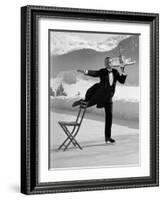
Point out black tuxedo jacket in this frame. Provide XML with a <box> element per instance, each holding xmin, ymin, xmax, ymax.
<box><xmin>85</xmin><ymin>68</ymin><xmax>127</xmax><ymax>107</ymax></box>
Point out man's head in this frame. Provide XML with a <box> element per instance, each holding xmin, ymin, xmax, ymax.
<box><xmin>104</xmin><ymin>57</ymin><xmax>112</xmax><ymax>71</ymax></box>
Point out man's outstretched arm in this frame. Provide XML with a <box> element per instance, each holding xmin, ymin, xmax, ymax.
<box><xmin>77</xmin><ymin>69</ymin><xmax>101</xmax><ymax>77</ymax></box>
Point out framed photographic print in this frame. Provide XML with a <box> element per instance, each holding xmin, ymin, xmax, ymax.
<box><xmin>21</xmin><ymin>5</ymin><xmax>159</xmax><ymax>194</ymax></box>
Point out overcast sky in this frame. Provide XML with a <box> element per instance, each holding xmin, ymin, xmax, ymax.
<box><xmin>50</xmin><ymin>31</ymin><xmax>131</xmax><ymax>55</ymax></box>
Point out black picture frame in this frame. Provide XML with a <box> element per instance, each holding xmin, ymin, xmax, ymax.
<box><xmin>21</xmin><ymin>5</ymin><xmax>159</xmax><ymax>194</ymax></box>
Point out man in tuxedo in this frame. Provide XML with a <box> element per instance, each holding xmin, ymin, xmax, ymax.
<box><xmin>72</xmin><ymin>57</ymin><xmax>127</xmax><ymax>144</ymax></box>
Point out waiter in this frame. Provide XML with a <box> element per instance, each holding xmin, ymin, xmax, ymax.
<box><xmin>72</xmin><ymin>56</ymin><xmax>127</xmax><ymax>144</ymax></box>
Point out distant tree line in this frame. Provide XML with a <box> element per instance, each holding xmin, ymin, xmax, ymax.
<box><xmin>50</xmin><ymin>82</ymin><xmax>67</xmax><ymax>97</ymax></box>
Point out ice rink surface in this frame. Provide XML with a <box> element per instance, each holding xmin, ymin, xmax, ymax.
<box><xmin>50</xmin><ymin>109</ymin><xmax>139</xmax><ymax>169</ymax></box>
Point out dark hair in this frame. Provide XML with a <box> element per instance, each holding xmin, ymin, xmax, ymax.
<box><xmin>105</xmin><ymin>57</ymin><xmax>111</xmax><ymax>61</ymax></box>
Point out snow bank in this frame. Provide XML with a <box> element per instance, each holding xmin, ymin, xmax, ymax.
<box><xmin>50</xmin><ymin>92</ymin><xmax>139</xmax><ymax>121</ymax></box>
<box><xmin>50</xmin><ymin>75</ymin><xmax>139</xmax><ymax>121</ymax></box>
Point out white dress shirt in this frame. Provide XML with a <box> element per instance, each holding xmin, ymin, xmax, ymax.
<box><xmin>108</xmin><ymin>71</ymin><xmax>113</xmax><ymax>86</ymax></box>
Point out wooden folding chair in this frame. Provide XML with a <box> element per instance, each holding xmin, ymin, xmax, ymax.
<box><xmin>58</xmin><ymin>104</ymin><xmax>87</xmax><ymax>151</ymax></box>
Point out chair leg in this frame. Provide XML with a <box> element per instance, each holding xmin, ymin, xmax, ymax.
<box><xmin>58</xmin><ymin>125</ymin><xmax>68</xmax><ymax>150</ymax></box>
<box><xmin>63</xmin><ymin>129</ymin><xmax>82</xmax><ymax>151</ymax></box>
<box><xmin>63</xmin><ymin>140</ymin><xmax>82</xmax><ymax>151</ymax></box>
<box><xmin>58</xmin><ymin>124</ymin><xmax>78</xmax><ymax>150</ymax></box>
<box><xmin>64</xmin><ymin>126</ymin><xmax>77</xmax><ymax>146</ymax></box>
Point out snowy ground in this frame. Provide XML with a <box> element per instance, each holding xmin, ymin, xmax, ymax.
<box><xmin>51</xmin><ymin>82</ymin><xmax>140</xmax><ymax>121</ymax></box>
<box><xmin>50</xmin><ymin>109</ymin><xmax>139</xmax><ymax>169</ymax></box>
<box><xmin>51</xmin><ymin>73</ymin><xmax>140</xmax><ymax>120</ymax></box>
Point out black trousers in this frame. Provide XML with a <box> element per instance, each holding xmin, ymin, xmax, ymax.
<box><xmin>86</xmin><ymin>101</ymin><xmax>113</xmax><ymax>141</ymax></box>
<box><xmin>104</xmin><ymin>103</ymin><xmax>113</xmax><ymax>141</ymax></box>
<box><xmin>85</xmin><ymin>85</ymin><xmax>113</xmax><ymax>141</ymax></box>
<box><xmin>85</xmin><ymin>83</ymin><xmax>100</xmax><ymax>107</ymax></box>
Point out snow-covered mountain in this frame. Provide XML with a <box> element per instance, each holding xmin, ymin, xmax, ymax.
<box><xmin>50</xmin><ymin>31</ymin><xmax>131</xmax><ymax>55</ymax></box>
<box><xmin>50</xmin><ymin>35</ymin><xmax>139</xmax><ymax>86</ymax></box>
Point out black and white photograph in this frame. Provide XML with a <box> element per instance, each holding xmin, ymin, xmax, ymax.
<box><xmin>20</xmin><ymin>5</ymin><xmax>159</xmax><ymax>195</ymax></box>
<box><xmin>49</xmin><ymin>30</ymin><xmax>139</xmax><ymax>169</ymax></box>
